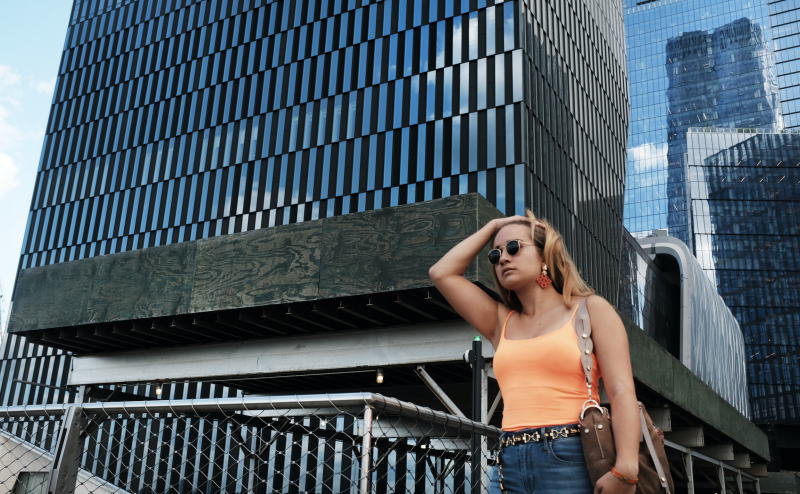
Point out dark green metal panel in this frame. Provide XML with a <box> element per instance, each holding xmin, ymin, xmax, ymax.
<box><xmin>10</xmin><ymin>255</ymin><xmax>97</xmax><ymax>334</ymax></box>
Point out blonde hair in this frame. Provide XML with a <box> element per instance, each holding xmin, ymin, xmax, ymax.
<box><xmin>490</xmin><ymin>209</ymin><xmax>594</xmax><ymax>310</ymax></box>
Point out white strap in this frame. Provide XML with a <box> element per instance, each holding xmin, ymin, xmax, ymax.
<box><xmin>640</xmin><ymin>405</ymin><xmax>669</xmax><ymax>492</ymax></box>
<box><xmin>574</xmin><ymin>298</ymin><xmax>594</xmax><ymax>399</ymax></box>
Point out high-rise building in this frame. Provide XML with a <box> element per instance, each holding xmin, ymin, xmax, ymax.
<box><xmin>688</xmin><ymin>126</ymin><xmax>800</xmax><ymax>467</ymax></box>
<box><xmin>2</xmin><ymin>0</ymin><xmax>629</xmax><ymax>431</ymax></box>
<box><xmin>622</xmin><ymin>0</ymin><xmax>800</xmax><ymax>466</ymax></box>
<box><xmin>770</xmin><ymin>0</ymin><xmax>800</xmax><ymax>129</ymax></box>
<box><xmin>623</xmin><ymin>0</ymin><xmax>782</xmax><ymax>246</ymax></box>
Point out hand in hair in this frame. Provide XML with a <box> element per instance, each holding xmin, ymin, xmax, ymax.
<box><xmin>429</xmin><ymin>216</ymin><xmax>526</xmax><ymax>348</ymax></box>
<box><xmin>492</xmin><ymin>215</ymin><xmax>530</xmax><ymax>230</ymax></box>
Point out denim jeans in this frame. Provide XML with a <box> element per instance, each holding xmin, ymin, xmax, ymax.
<box><xmin>489</xmin><ymin>427</ymin><xmax>594</xmax><ymax>494</ymax></box>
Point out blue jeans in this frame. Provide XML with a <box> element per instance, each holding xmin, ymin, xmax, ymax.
<box><xmin>489</xmin><ymin>427</ymin><xmax>594</xmax><ymax>494</ymax></box>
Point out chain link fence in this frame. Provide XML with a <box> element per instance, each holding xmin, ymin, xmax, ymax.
<box><xmin>0</xmin><ymin>393</ymin><xmax>500</xmax><ymax>494</ymax></box>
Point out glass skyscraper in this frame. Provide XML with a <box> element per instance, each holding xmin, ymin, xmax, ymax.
<box><xmin>623</xmin><ymin>0</ymin><xmax>782</xmax><ymax>247</ymax></box>
<box><xmin>17</xmin><ymin>0</ymin><xmax>628</xmax><ymax>299</ymax></box>
<box><xmin>771</xmin><ymin>0</ymin><xmax>800</xmax><ymax>129</ymax></box>
<box><xmin>622</xmin><ymin>0</ymin><xmax>800</xmax><ymax>463</ymax></box>
<box><xmin>688</xmin><ymin>128</ymin><xmax>800</xmax><ymax>431</ymax></box>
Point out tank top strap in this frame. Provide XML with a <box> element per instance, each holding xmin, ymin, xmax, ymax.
<box><xmin>501</xmin><ymin>310</ymin><xmax>516</xmax><ymax>340</ymax></box>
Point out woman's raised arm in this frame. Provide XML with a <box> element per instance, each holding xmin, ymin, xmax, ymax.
<box><xmin>429</xmin><ymin>216</ymin><xmax>528</xmax><ymax>346</ymax></box>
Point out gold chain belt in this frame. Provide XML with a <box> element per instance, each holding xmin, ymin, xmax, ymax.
<box><xmin>500</xmin><ymin>427</ymin><xmax>581</xmax><ymax>448</ymax></box>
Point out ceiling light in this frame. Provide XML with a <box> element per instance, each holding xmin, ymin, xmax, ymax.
<box><xmin>376</xmin><ymin>368</ymin><xmax>384</xmax><ymax>384</ymax></box>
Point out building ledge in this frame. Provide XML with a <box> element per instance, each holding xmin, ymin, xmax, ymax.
<box><xmin>621</xmin><ymin>309</ymin><xmax>770</xmax><ymax>461</ymax></box>
<box><xmin>8</xmin><ymin>194</ymin><xmax>502</xmax><ymax>353</ymax></box>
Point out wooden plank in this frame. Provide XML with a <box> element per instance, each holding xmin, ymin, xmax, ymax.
<box><xmin>318</xmin><ymin>195</ymin><xmax>495</xmax><ymax>299</ymax></box>
<box><xmin>189</xmin><ymin>220</ymin><xmax>322</xmax><ymax>313</ymax></box>
<box><xmin>8</xmin><ymin>256</ymin><xmax>96</xmax><ymax>333</ymax></box>
<box><xmin>85</xmin><ymin>241</ymin><xmax>197</xmax><ymax>322</ymax></box>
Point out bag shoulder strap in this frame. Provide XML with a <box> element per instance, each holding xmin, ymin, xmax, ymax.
<box><xmin>577</xmin><ymin>298</ymin><xmax>671</xmax><ymax>492</ymax></box>
<box><xmin>574</xmin><ymin>297</ymin><xmax>594</xmax><ymax>398</ymax></box>
<box><xmin>640</xmin><ymin>404</ymin><xmax>670</xmax><ymax>491</ymax></box>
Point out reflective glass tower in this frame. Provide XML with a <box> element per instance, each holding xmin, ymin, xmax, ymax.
<box><xmin>623</xmin><ymin>0</ymin><xmax>782</xmax><ymax>247</ymax></box>
<box><xmin>771</xmin><ymin>0</ymin><xmax>800</xmax><ymax>129</ymax></box>
<box><xmin>2</xmin><ymin>0</ymin><xmax>630</xmax><ymax>425</ymax></box>
<box><xmin>623</xmin><ymin>0</ymin><xmax>800</xmax><ymax>464</ymax></box>
<box><xmin>688</xmin><ymin>128</ymin><xmax>800</xmax><ymax>431</ymax></box>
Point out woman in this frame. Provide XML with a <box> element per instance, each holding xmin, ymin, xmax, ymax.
<box><xmin>429</xmin><ymin>211</ymin><xmax>639</xmax><ymax>494</ymax></box>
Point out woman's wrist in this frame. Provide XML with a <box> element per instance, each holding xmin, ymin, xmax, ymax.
<box><xmin>613</xmin><ymin>461</ymin><xmax>639</xmax><ymax>479</ymax></box>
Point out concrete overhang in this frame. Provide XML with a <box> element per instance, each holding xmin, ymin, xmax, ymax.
<box><xmin>8</xmin><ymin>193</ymin><xmax>502</xmax><ymax>353</ymax></box>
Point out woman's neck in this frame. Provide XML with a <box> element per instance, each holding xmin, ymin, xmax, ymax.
<box><xmin>515</xmin><ymin>285</ymin><xmax>564</xmax><ymax>317</ymax></box>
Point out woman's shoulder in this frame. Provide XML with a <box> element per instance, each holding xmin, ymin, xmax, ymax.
<box><xmin>583</xmin><ymin>294</ymin><xmax>624</xmax><ymax>329</ymax></box>
<box><xmin>583</xmin><ymin>293</ymin><xmax>611</xmax><ymax>311</ymax></box>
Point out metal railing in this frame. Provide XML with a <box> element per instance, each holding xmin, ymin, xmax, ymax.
<box><xmin>0</xmin><ymin>393</ymin><xmax>500</xmax><ymax>494</ymax></box>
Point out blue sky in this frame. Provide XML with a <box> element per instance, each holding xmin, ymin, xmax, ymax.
<box><xmin>0</xmin><ymin>0</ymin><xmax>74</xmax><ymax>328</ymax></box>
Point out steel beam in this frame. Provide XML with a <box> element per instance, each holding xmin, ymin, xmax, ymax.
<box><xmin>665</xmin><ymin>427</ymin><xmax>704</xmax><ymax>447</ymax></box>
<box><xmin>683</xmin><ymin>450</ymin><xmax>695</xmax><ymax>494</ymax></box>
<box><xmin>696</xmin><ymin>443</ymin><xmax>734</xmax><ymax>461</ymax></box>
<box><xmin>47</xmin><ymin>406</ymin><xmax>85</xmax><ymax>494</ymax></box>
<box><xmin>415</xmin><ymin>366</ymin><xmax>466</xmax><ymax>418</ymax></box>
<box><xmin>70</xmin><ymin>321</ymin><xmax>493</xmax><ymax>385</ymax></box>
<box><xmin>648</xmin><ymin>406</ymin><xmax>672</xmax><ymax>432</ymax></box>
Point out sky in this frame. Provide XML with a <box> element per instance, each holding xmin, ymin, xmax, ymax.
<box><xmin>0</xmin><ymin>0</ymin><xmax>74</xmax><ymax>330</ymax></box>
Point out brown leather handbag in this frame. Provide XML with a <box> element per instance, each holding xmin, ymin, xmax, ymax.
<box><xmin>574</xmin><ymin>298</ymin><xmax>675</xmax><ymax>493</ymax></box>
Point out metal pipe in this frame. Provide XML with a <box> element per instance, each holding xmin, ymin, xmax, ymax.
<box><xmin>0</xmin><ymin>392</ymin><xmax>503</xmax><ymax>438</ymax></box>
<box><xmin>415</xmin><ymin>366</ymin><xmax>466</xmax><ymax>418</ymax></box>
<box><xmin>471</xmin><ymin>339</ymin><xmax>484</xmax><ymax>494</ymax></box>
<box><xmin>487</xmin><ymin>392</ymin><xmax>501</xmax><ymax>424</ymax></box>
<box><xmin>360</xmin><ymin>405</ymin><xmax>373</xmax><ymax>494</ymax></box>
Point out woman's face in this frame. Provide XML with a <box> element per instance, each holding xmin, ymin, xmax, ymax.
<box><xmin>493</xmin><ymin>223</ymin><xmax>542</xmax><ymax>291</ymax></box>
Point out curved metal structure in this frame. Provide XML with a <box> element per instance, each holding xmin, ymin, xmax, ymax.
<box><xmin>636</xmin><ymin>235</ymin><xmax>749</xmax><ymax>417</ymax></box>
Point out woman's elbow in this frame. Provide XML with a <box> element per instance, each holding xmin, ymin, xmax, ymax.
<box><xmin>429</xmin><ymin>264</ymin><xmax>443</xmax><ymax>283</ymax></box>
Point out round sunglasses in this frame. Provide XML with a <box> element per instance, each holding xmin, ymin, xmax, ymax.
<box><xmin>487</xmin><ymin>239</ymin><xmax>533</xmax><ymax>265</ymax></box>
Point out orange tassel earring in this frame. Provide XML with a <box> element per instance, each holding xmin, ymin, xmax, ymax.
<box><xmin>507</xmin><ymin>290</ymin><xmax>512</xmax><ymax>302</ymax></box>
<box><xmin>537</xmin><ymin>263</ymin><xmax>552</xmax><ymax>289</ymax></box>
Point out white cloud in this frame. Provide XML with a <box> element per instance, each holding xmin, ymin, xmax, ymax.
<box><xmin>628</xmin><ymin>142</ymin><xmax>668</xmax><ymax>174</ymax></box>
<box><xmin>35</xmin><ymin>79</ymin><xmax>56</xmax><ymax>94</ymax></box>
<box><xmin>0</xmin><ymin>105</ymin><xmax>24</xmax><ymax>151</ymax></box>
<box><xmin>0</xmin><ymin>153</ymin><xmax>21</xmax><ymax>200</ymax></box>
<box><xmin>0</xmin><ymin>65</ymin><xmax>20</xmax><ymax>88</ymax></box>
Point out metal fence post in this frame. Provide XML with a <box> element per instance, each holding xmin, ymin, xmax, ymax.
<box><xmin>360</xmin><ymin>405</ymin><xmax>373</xmax><ymax>494</ymax></box>
<box><xmin>47</xmin><ymin>405</ymin><xmax>85</xmax><ymax>494</ymax></box>
<box><xmin>471</xmin><ymin>338</ymin><xmax>485</xmax><ymax>494</ymax></box>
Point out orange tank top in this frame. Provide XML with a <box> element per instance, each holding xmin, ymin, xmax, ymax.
<box><xmin>493</xmin><ymin>306</ymin><xmax>601</xmax><ymax>431</ymax></box>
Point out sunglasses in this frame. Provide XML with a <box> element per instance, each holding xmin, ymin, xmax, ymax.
<box><xmin>487</xmin><ymin>240</ymin><xmax>533</xmax><ymax>265</ymax></box>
